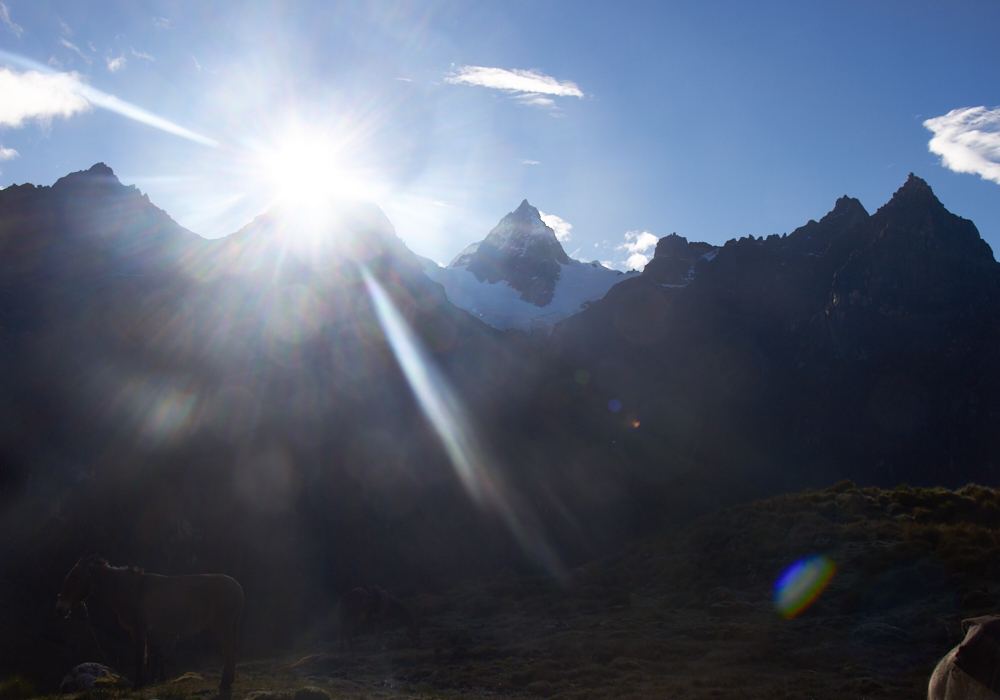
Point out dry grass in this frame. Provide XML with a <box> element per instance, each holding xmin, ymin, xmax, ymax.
<box><xmin>31</xmin><ymin>481</ymin><xmax>1000</xmax><ymax>699</ymax></box>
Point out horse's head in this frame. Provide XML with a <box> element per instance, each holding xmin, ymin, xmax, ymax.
<box><xmin>56</xmin><ymin>555</ymin><xmax>103</xmax><ymax>618</ymax></box>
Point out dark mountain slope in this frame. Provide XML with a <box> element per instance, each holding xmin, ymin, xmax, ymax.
<box><xmin>548</xmin><ymin>175</ymin><xmax>1000</xmax><ymax>494</ymax></box>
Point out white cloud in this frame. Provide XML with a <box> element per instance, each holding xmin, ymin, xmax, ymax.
<box><xmin>1</xmin><ymin>3</ymin><xmax>22</xmax><ymax>37</ymax></box>
<box><xmin>152</xmin><ymin>17</ymin><xmax>170</xmax><ymax>29</ymax></box>
<box><xmin>445</xmin><ymin>66</ymin><xmax>583</xmax><ymax>98</ymax></box>
<box><xmin>131</xmin><ymin>48</ymin><xmax>154</xmax><ymax>61</ymax></box>
<box><xmin>520</xmin><ymin>159</ymin><xmax>540</xmax><ymax>165</ymax></box>
<box><xmin>924</xmin><ymin>106</ymin><xmax>1000</xmax><ymax>185</ymax></box>
<box><xmin>396</xmin><ymin>77</ymin><xmax>411</xmax><ymax>82</ymax></box>
<box><xmin>539</xmin><ymin>211</ymin><xmax>573</xmax><ymax>242</ymax></box>
<box><xmin>614</xmin><ymin>230</ymin><xmax>658</xmax><ymax>271</ymax></box>
<box><xmin>617</xmin><ymin>230</ymin><xmax>658</xmax><ymax>254</ymax></box>
<box><xmin>0</xmin><ymin>68</ymin><xmax>91</xmax><ymax>127</ymax></box>
<box><xmin>0</xmin><ymin>61</ymin><xmax>217</xmax><ymax>146</ymax></box>
<box><xmin>624</xmin><ymin>253</ymin><xmax>650</xmax><ymax>270</ymax></box>
<box><xmin>106</xmin><ymin>54</ymin><xmax>126</xmax><ymax>72</ymax></box>
<box><xmin>0</xmin><ymin>145</ymin><xmax>18</xmax><ymax>160</ymax></box>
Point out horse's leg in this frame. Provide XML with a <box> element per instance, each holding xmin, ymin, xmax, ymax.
<box><xmin>148</xmin><ymin>635</ymin><xmax>178</xmax><ymax>683</ymax></box>
<box><xmin>132</xmin><ymin>630</ymin><xmax>148</xmax><ymax>689</ymax></box>
<box><xmin>211</xmin><ymin>619</ymin><xmax>238</xmax><ymax>692</ymax></box>
<box><xmin>146</xmin><ymin>637</ymin><xmax>162</xmax><ymax>685</ymax></box>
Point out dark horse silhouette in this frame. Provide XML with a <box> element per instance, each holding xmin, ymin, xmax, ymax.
<box><xmin>338</xmin><ymin>584</ymin><xmax>419</xmax><ymax>652</ymax></box>
<box><xmin>56</xmin><ymin>555</ymin><xmax>244</xmax><ymax>691</ymax></box>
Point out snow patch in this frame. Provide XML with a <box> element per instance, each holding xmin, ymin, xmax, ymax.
<box><xmin>422</xmin><ymin>257</ymin><xmax>636</xmax><ymax>333</ymax></box>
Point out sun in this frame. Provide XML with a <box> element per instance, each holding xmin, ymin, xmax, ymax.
<box><xmin>262</xmin><ymin>127</ymin><xmax>354</xmax><ymax>207</ymax></box>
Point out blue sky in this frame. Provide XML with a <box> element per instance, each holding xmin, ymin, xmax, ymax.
<box><xmin>1</xmin><ymin>1</ymin><xmax>998</xmax><ymax>270</ymax></box>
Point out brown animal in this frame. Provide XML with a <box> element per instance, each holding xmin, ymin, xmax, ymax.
<box><xmin>56</xmin><ymin>555</ymin><xmax>244</xmax><ymax>692</ymax></box>
<box><xmin>929</xmin><ymin>616</ymin><xmax>1000</xmax><ymax>700</ymax></box>
<box><xmin>338</xmin><ymin>584</ymin><xmax>420</xmax><ymax>652</ymax></box>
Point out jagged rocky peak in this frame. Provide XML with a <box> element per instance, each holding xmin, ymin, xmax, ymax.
<box><xmin>642</xmin><ymin>233</ymin><xmax>719</xmax><ymax>286</ymax></box>
<box><xmin>52</xmin><ymin>162</ymin><xmax>123</xmax><ymax>191</ymax></box>
<box><xmin>873</xmin><ymin>173</ymin><xmax>949</xmax><ymax>223</ymax></box>
<box><xmin>825</xmin><ymin>195</ymin><xmax>869</xmax><ymax>227</ymax></box>
<box><xmin>829</xmin><ymin>173</ymin><xmax>999</xmax><ymax>318</ymax></box>
<box><xmin>460</xmin><ymin>199</ymin><xmax>571</xmax><ymax>307</ymax></box>
<box><xmin>483</xmin><ymin>199</ymin><xmax>569</xmax><ymax>264</ymax></box>
<box><xmin>868</xmin><ymin>172</ymin><xmax>993</xmax><ymax>261</ymax></box>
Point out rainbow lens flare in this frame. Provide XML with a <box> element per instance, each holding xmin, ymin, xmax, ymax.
<box><xmin>773</xmin><ymin>555</ymin><xmax>836</xmax><ymax>618</ymax></box>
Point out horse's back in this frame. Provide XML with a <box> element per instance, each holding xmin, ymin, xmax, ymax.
<box><xmin>142</xmin><ymin>574</ymin><xmax>243</xmax><ymax>636</ymax></box>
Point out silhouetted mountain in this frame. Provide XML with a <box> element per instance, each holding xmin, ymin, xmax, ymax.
<box><xmin>3</xmin><ymin>166</ymin><xmax>1000</xmax><ymax>689</ymax></box>
<box><xmin>550</xmin><ymin>174</ymin><xmax>1000</xmax><ymax>496</ymax></box>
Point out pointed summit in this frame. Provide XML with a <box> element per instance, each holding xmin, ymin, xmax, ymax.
<box><xmin>426</xmin><ymin>200</ymin><xmax>633</xmax><ymax>330</ymax></box>
<box><xmin>459</xmin><ymin>200</ymin><xmax>571</xmax><ymax>306</ymax></box>
<box><xmin>903</xmin><ymin>172</ymin><xmax>932</xmax><ymax>192</ymax></box>
<box><xmin>876</xmin><ymin>172</ymin><xmax>945</xmax><ymax>218</ymax></box>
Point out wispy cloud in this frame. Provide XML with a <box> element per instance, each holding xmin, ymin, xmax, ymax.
<box><xmin>395</xmin><ymin>77</ymin><xmax>411</xmax><ymax>82</ymax></box>
<box><xmin>615</xmin><ymin>230</ymin><xmax>658</xmax><ymax>271</ymax></box>
<box><xmin>1</xmin><ymin>3</ymin><xmax>22</xmax><ymax>37</ymax></box>
<box><xmin>445</xmin><ymin>66</ymin><xmax>583</xmax><ymax>108</ymax></box>
<box><xmin>0</xmin><ymin>67</ymin><xmax>91</xmax><ymax>127</ymax></box>
<box><xmin>0</xmin><ymin>53</ymin><xmax>219</xmax><ymax>146</ymax></box>
<box><xmin>924</xmin><ymin>106</ymin><xmax>1000</xmax><ymax>185</ymax></box>
<box><xmin>539</xmin><ymin>211</ymin><xmax>572</xmax><ymax>242</ymax></box>
<box><xmin>106</xmin><ymin>54</ymin><xmax>126</xmax><ymax>72</ymax></box>
<box><xmin>0</xmin><ymin>145</ymin><xmax>18</xmax><ymax>160</ymax></box>
<box><xmin>59</xmin><ymin>37</ymin><xmax>91</xmax><ymax>64</ymax></box>
<box><xmin>131</xmin><ymin>48</ymin><xmax>154</xmax><ymax>61</ymax></box>
<box><xmin>519</xmin><ymin>159</ymin><xmax>540</xmax><ymax>165</ymax></box>
<box><xmin>152</xmin><ymin>16</ymin><xmax>170</xmax><ymax>29</ymax></box>
<box><xmin>517</xmin><ymin>94</ymin><xmax>555</xmax><ymax>108</ymax></box>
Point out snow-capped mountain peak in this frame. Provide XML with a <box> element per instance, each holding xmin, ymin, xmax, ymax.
<box><xmin>424</xmin><ymin>200</ymin><xmax>638</xmax><ymax>332</ymax></box>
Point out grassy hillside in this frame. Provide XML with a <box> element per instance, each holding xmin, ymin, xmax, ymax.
<box><xmin>9</xmin><ymin>480</ymin><xmax>1000</xmax><ymax>699</ymax></box>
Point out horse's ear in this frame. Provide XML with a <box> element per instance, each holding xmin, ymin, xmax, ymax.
<box><xmin>962</xmin><ymin>616</ymin><xmax>999</xmax><ymax>634</ymax></box>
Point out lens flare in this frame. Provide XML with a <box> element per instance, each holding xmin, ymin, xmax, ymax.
<box><xmin>361</xmin><ymin>266</ymin><xmax>565</xmax><ymax>582</ymax></box>
<box><xmin>773</xmin><ymin>554</ymin><xmax>836</xmax><ymax>618</ymax></box>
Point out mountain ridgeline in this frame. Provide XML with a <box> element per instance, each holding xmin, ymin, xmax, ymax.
<box><xmin>553</xmin><ymin>174</ymin><xmax>1000</xmax><ymax>497</ymax></box>
<box><xmin>1</xmin><ymin>165</ymin><xmax>999</xmax><ymax>686</ymax></box>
